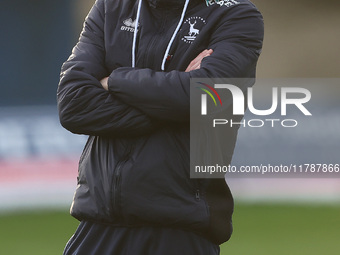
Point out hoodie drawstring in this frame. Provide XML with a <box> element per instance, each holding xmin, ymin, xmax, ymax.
<box><xmin>132</xmin><ymin>0</ymin><xmax>191</xmax><ymax>71</ymax></box>
<box><xmin>161</xmin><ymin>0</ymin><xmax>190</xmax><ymax>71</ymax></box>
<box><xmin>132</xmin><ymin>0</ymin><xmax>143</xmax><ymax>68</ymax></box>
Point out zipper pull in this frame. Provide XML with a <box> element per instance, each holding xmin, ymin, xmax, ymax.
<box><xmin>195</xmin><ymin>189</ymin><xmax>200</xmax><ymax>201</ymax></box>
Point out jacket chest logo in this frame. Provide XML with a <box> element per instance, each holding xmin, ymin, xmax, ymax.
<box><xmin>181</xmin><ymin>17</ymin><xmax>206</xmax><ymax>44</ymax></box>
<box><xmin>121</xmin><ymin>18</ymin><xmax>138</xmax><ymax>33</ymax></box>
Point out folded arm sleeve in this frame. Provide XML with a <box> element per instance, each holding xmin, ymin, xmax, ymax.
<box><xmin>57</xmin><ymin>0</ymin><xmax>158</xmax><ymax>137</ymax></box>
<box><xmin>107</xmin><ymin>5</ymin><xmax>264</xmax><ymax>122</ymax></box>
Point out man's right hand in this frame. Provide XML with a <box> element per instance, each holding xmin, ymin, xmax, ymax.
<box><xmin>185</xmin><ymin>49</ymin><xmax>213</xmax><ymax>72</ymax></box>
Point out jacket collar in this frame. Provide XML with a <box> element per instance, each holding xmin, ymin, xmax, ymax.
<box><xmin>147</xmin><ymin>0</ymin><xmax>201</xmax><ymax>8</ymax></box>
<box><xmin>147</xmin><ymin>0</ymin><xmax>186</xmax><ymax>7</ymax></box>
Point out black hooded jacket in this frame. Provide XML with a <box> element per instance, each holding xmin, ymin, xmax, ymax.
<box><xmin>57</xmin><ymin>0</ymin><xmax>264</xmax><ymax>245</ymax></box>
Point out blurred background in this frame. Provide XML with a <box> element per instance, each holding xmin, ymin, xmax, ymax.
<box><xmin>0</xmin><ymin>0</ymin><xmax>339</xmax><ymax>254</ymax></box>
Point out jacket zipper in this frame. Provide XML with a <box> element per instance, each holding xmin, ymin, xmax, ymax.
<box><xmin>112</xmin><ymin>160</ymin><xmax>123</xmax><ymax>218</ymax></box>
<box><xmin>195</xmin><ymin>180</ymin><xmax>210</xmax><ymax>218</ymax></box>
<box><xmin>111</xmin><ymin>143</ymin><xmax>134</xmax><ymax>218</ymax></box>
<box><xmin>142</xmin><ymin>12</ymin><xmax>167</xmax><ymax>68</ymax></box>
<box><xmin>195</xmin><ymin>189</ymin><xmax>200</xmax><ymax>201</ymax></box>
<box><xmin>195</xmin><ymin>178</ymin><xmax>202</xmax><ymax>201</ymax></box>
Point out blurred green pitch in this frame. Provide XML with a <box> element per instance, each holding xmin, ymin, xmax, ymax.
<box><xmin>0</xmin><ymin>204</ymin><xmax>339</xmax><ymax>255</ymax></box>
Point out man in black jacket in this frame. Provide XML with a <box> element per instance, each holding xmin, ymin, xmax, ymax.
<box><xmin>58</xmin><ymin>0</ymin><xmax>263</xmax><ymax>254</ymax></box>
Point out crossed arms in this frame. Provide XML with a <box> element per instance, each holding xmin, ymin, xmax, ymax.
<box><xmin>57</xmin><ymin>0</ymin><xmax>263</xmax><ymax>138</ymax></box>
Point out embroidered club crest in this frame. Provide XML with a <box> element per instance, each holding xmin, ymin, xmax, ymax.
<box><xmin>181</xmin><ymin>17</ymin><xmax>206</xmax><ymax>44</ymax></box>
